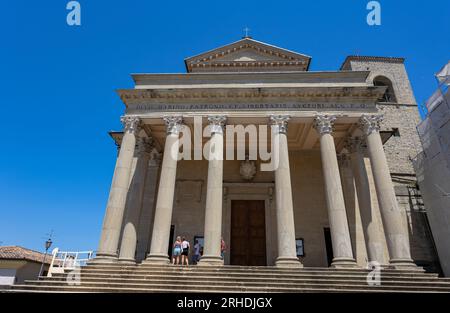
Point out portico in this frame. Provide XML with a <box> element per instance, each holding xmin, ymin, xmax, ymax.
<box><xmin>93</xmin><ymin>38</ymin><xmax>417</xmax><ymax>270</ymax></box>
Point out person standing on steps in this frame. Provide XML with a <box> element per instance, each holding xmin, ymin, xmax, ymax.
<box><xmin>192</xmin><ymin>239</ymin><xmax>200</xmax><ymax>265</ymax></box>
<box><xmin>181</xmin><ymin>237</ymin><xmax>190</xmax><ymax>266</ymax></box>
<box><xmin>220</xmin><ymin>237</ymin><xmax>227</xmax><ymax>260</ymax></box>
<box><xmin>172</xmin><ymin>236</ymin><xmax>182</xmax><ymax>265</ymax></box>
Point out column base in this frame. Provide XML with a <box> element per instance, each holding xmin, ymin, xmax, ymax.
<box><xmin>89</xmin><ymin>253</ymin><xmax>118</xmax><ymax>264</ymax></box>
<box><xmin>366</xmin><ymin>262</ymin><xmax>391</xmax><ymax>270</ymax></box>
<box><xmin>331</xmin><ymin>257</ymin><xmax>359</xmax><ymax>268</ymax></box>
<box><xmin>143</xmin><ymin>253</ymin><xmax>170</xmax><ymax>265</ymax></box>
<box><xmin>118</xmin><ymin>257</ymin><xmax>137</xmax><ymax>265</ymax></box>
<box><xmin>197</xmin><ymin>255</ymin><xmax>224</xmax><ymax>266</ymax></box>
<box><xmin>275</xmin><ymin>257</ymin><xmax>303</xmax><ymax>268</ymax></box>
<box><xmin>389</xmin><ymin>259</ymin><xmax>424</xmax><ymax>271</ymax></box>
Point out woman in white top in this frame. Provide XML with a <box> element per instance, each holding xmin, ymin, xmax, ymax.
<box><xmin>181</xmin><ymin>237</ymin><xmax>190</xmax><ymax>266</ymax></box>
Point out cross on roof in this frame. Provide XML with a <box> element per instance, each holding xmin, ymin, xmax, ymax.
<box><xmin>243</xmin><ymin>26</ymin><xmax>251</xmax><ymax>38</ymax></box>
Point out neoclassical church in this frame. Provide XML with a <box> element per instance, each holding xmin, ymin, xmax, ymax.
<box><xmin>93</xmin><ymin>37</ymin><xmax>439</xmax><ymax>271</ymax></box>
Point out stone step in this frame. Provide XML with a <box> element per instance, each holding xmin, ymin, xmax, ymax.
<box><xmin>74</xmin><ymin>267</ymin><xmax>439</xmax><ymax>279</ymax></box>
<box><xmin>48</xmin><ymin>272</ymin><xmax>447</xmax><ymax>283</ymax></box>
<box><xmin>13</xmin><ymin>280</ymin><xmax>450</xmax><ymax>293</ymax></box>
<box><xmin>30</xmin><ymin>276</ymin><xmax>450</xmax><ymax>289</ymax></box>
<box><xmin>82</xmin><ymin>264</ymin><xmax>435</xmax><ymax>273</ymax></box>
<box><xmin>12</xmin><ymin>264</ymin><xmax>447</xmax><ymax>293</ymax></box>
<box><xmin>12</xmin><ymin>285</ymin><xmax>449</xmax><ymax>293</ymax></box>
<box><xmin>86</xmin><ymin>263</ymin><xmax>431</xmax><ymax>275</ymax></box>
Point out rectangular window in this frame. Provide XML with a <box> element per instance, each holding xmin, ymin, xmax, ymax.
<box><xmin>296</xmin><ymin>238</ymin><xmax>305</xmax><ymax>257</ymax></box>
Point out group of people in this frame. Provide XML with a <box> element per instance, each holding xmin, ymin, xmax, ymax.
<box><xmin>172</xmin><ymin>236</ymin><xmax>191</xmax><ymax>265</ymax></box>
<box><xmin>172</xmin><ymin>236</ymin><xmax>227</xmax><ymax>266</ymax></box>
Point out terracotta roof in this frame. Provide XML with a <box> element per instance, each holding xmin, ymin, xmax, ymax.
<box><xmin>0</xmin><ymin>246</ymin><xmax>53</xmax><ymax>265</ymax></box>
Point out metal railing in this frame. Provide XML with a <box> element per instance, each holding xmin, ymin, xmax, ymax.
<box><xmin>46</xmin><ymin>248</ymin><xmax>94</xmax><ymax>277</ymax></box>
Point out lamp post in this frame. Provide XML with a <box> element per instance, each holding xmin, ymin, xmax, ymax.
<box><xmin>38</xmin><ymin>238</ymin><xmax>53</xmax><ymax>279</ymax></box>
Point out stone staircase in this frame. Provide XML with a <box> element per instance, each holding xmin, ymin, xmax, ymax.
<box><xmin>8</xmin><ymin>264</ymin><xmax>450</xmax><ymax>293</ymax></box>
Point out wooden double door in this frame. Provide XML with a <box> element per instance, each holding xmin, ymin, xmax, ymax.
<box><xmin>230</xmin><ymin>200</ymin><xmax>267</xmax><ymax>266</ymax></box>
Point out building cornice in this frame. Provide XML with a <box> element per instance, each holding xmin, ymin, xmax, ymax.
<box><xmin>132</xmin><ymin>70</ymin><xmax>371</xmax><ymax>86</ymax></box>
<box><xmin>118</xmin><ymin>85</ymin><xmax>386</xmax><ymax>107</ymax></box>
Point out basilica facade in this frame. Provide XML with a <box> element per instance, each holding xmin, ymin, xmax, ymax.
<box><xmin>92</xmin><ymin>38</ymin><xmax>439</xmax><ymax>271</ymax></box>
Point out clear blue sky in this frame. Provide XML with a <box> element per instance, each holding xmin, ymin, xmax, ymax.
<box><xmin>0</xmin><ymin>1</ymin><xmax>448</xmax><ymax>253</ymax></box>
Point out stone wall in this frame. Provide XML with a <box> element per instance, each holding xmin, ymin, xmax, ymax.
<box><xmin>342</xmin><ymin>59</ymin><xmax>416</xmax><ymax>105</ymax></box>
<box><xmin>135</xmin><ymin>157</ymin><xmax>160</xmax><ymax>262</ymax></box>
<box><xmin>378</xmin><ymin>104</ymin><xmax>422</xmax><ymax>175</ymax></box>
<box><xmin>290</xmin><ymin>151</ymin><xmax>330</xmax><ymax>267</ymax></box>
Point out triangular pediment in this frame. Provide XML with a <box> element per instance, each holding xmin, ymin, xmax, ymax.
<box><xmin>185</xmin><ymin>38</ymin><xmax>311</xmax><ymax>73</ymax></box>
<box><xmin>218</xmin><ymin>48</ymin><xmax>288</xmax><ymax>62</ymax></box>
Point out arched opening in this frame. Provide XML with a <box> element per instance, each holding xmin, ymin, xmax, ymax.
<box><xmin>373</xmin><ymin>76</ymin><xmax>397</xmax><ymax>103</ymax></box>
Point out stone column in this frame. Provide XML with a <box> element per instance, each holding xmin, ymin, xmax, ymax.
<box><xmin>346</xmin><ymin>137</ymin><xmax>386</xmax><ymax>264</ymax></box>
<box><xmin>118</xmin><ymin>137</ymin><xmax>154</xmax><ymax>263</ymax></box>
<box><xmin>199</xmin><ymin>116</ymin><xmax>227</xmax><ymax>266</ymax></box>
<box><xmin>360</xmin><ymin>115</ymin><xmax>416</xmax><ymax>268</ymax></box>
<box><xmin>270</xmin><ymin>115</ymin><xmax>302</xmax><ymax>268</ymax></box>
<box><xmin>135</xmin><ymin>152</ymin><xmax>162</xmax><ymax>262</ymax></box>
<box><xmin>314</xmin><ymin>115</ymin><xmax>357</xmax><ymax>268</ymax></box>
<box><xmin>94</xmin><ymin>116</ymin><xmax>141</xmax><ymax>262</ymax></box>
<box><xmin>145</xmin><ymin>116</ymin><xmax>183</xmax><ymax>264</ymax></box>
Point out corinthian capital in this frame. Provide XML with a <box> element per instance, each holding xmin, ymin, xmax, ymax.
<box><xmin>121</xmin><ymin>116</ymin><xmax>141</xmax><ymax>135</ymax></box>
<box><xmin>269</xmin><ymin>115</ymin><xmax>290</xmax><ymax>134</ymax></box>
<box><xmin>314</xmin><ymin>114</ymin><xmax>336</xmax><ymax>135</ymax></box>
<box><xmin>163</xmin><ymin>116</ymin><xmax>184</xmax><ymax>135</ymax></box>
<box><xmin>208</xmin><ymin>115</ymin><xmax>227</xmax><ymax>134</ymax></box>
<box><xmin>359</xmin><ymin>114</ymin><xmax>383</xmax><ymax>136</ymax></box>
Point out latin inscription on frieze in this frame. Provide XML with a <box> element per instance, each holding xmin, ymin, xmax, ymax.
<box><xmin>128</xmin><ymin>102</ymin><xmax>373</xmax><ymax>112</ymax></box>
